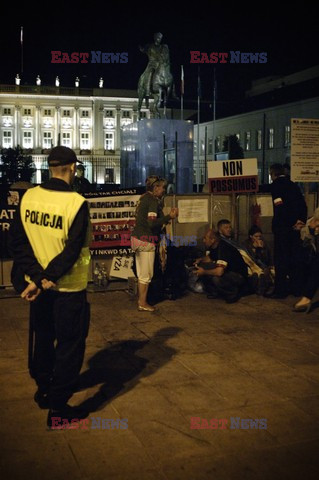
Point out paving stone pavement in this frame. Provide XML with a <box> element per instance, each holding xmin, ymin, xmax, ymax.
<box><xmin>0</xmin><ymin>288</ymin><xmax>319</xmax><ymax>480</ymax></box>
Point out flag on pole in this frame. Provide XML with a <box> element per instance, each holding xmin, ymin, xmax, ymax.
<box><xmin>181</xmin><ymin>65</ymin><xmax>184</xmax><ymax>95</ymax></box>
<box><xmin>20</xmin><ymin>26</ymin><xmax>23</xmax><ymax>44</ymax></box>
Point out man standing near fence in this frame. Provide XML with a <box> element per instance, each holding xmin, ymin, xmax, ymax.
<box><xmin>9</xmin><ymin>146</ymin><xmax>91</xmax><ymax>428</ymax></box>
<box><xmin>267</xmin><ymin>163</ymin><xmax>307</xmax><ymax>298</ymax></box>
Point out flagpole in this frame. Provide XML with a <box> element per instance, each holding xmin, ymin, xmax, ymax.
<box><xmin>20</xmin><ymin>26</ymin><xmax>23</xmax><ymax>74</ymax></box>
<box><xmin>212</xmin><ymin>67</ymin><xmax>216</xmax><ymax>161</ymax></box>
<box><xmin>181</xmin><ymin>65</ymin><xmax>184</xmax><ymax>120</ymax></box>
<box><xmin>197</xmin><ymin>66</ymin><xmax>200</xmax><ymax>192</ymax></box>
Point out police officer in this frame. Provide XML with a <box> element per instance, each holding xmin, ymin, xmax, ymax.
<box><xmin>9</xmin><ymin>146</ymin><xmax>91</xmax><ymax>428</ymax></box>
<box><xmin>267</xmin><ymin>163</ymin><xmax>307</xmax><ymax>298</ymax></box>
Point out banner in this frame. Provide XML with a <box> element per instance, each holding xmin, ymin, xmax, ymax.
<box><xmin>85</xmin><ymin>188</ymin><xmax>143</xmax><ymax>257</ymax></box>
<box><xmin>207</xmin><ymin>158</ymin><xmax>258</xmax><ymax>194</ymax></box>
<box><xmin>0</xmin><ymin>187</ymin><xmax>21</xmax><ymax>258</ymax></box>
<box><xmin>0</xmin><ymin>186</ymin><xmax>144</xmax><ymax>260</ymax></box>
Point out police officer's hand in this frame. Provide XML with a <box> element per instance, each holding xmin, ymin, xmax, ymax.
<box><xmin>41</xmin><ymin>279</ymin><xmax>56</xmax><ymax>290</ymax></box>
<box><xmin>21</xmin><ymin>282</ymin><xmax>41</xmax><ymax>302</ymax></box>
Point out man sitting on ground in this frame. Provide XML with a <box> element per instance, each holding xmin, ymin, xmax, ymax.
<box><xmin>194</xmin><ymin>228</ymin><xmax>248</xmax><ymax>303</ymax></box>
<box><xmin>217</xmin><ymin>218</ymin><xmax>269</xmax><ymax>295</ymax></box>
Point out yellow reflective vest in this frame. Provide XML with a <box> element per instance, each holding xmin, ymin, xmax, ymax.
<box><xmin>20</xmin><ymin>186</ymin><xmax>91</xmax><ymax>292</ymax></box>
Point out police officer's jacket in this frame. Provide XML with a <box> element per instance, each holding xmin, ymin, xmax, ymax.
<box><xmin>12</xmin><ymin>178</ymin><xmax>91</xmax><ymax>292</ymax></box>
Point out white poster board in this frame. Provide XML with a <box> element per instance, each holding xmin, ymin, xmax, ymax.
<box><xmin>110</xmin><ymin>256</ymin><xmax>134</xmax><ymax>279</ymax></box>
<box><xmin>177</xmin><ymin>199</ymin><xmax>208</xmax><ymax>223</ymax></box>
<box><xmin>291</xmin><ymin>118</ymin><xmax>319</xmax><ymax>182</ymax></box>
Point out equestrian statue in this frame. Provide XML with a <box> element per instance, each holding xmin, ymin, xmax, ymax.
<box><xmin>137</xmin><ymin>32</ymin><xmax>178</xmax><ymax>120</ymax></box>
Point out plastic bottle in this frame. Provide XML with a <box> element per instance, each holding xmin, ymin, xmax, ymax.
<box><xmin>93</xmin><ymin>263</ymin><xmax>100</xmax><ymax>286</ymax></box>
<box><xmin>101</xmin><ymin>262</ymin><xmax>108</xmax><ymax>288</ymax></box>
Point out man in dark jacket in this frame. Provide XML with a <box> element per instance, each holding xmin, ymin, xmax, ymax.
<box><xmin>267</xmin><ymin>163</ymin><xmax>307</xmax><ymax>298</ymax></box>
<box><xmin>194</xmin><ymin>229</ymin><xmax>248</xmax><ymax>303</ymax></box>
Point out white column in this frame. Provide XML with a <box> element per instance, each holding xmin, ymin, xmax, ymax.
<box><xmin>15</xmin><ymin>105</ymin><xmax>21</xmax><ymax>147</ymax></box>
<box><xmin>35</xmin><ymin>105</ymin><xmax>41</xmax><ymax>150</ymax></box>
<box><xmin>55</xmin><ymin>106</ymin><xmax>60</xmax><ymax>146</ymax></box>
<box><xmin>74</xmin><ymin>106</ymin><xmax>79</xmax><ymax>152</ymax></box>
<box><xmin>115</xmin><ymin>103</ymin><xmax>121</xmax><ymax>151</ymax></box>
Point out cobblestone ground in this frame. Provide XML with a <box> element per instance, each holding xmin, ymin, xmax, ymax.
<box><xmin>0</xmin><ymin>288</ymin><xmax>319</xmax><ymax>480</ymax></box>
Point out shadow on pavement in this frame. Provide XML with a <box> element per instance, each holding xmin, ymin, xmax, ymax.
<box><xmin>77</xmin><ymin>326</ymin><xmax>182</xmax><ymax>412</ymax></box>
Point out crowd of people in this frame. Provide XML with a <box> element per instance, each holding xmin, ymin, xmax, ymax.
<box><xmin>7</xmin><ymin>148</ymin><xmax>318</xmax><ymax>430</ymax></box>
<box><xmin>131</xmin><ymin>163</ymin><xmax>318</xmax><ymax>314</ymax></box>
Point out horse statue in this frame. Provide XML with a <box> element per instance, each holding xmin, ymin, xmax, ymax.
<box><xmin>137</xmin><ymin>32</ymin><xmax>178</xmax><ymax>120</ymax></box>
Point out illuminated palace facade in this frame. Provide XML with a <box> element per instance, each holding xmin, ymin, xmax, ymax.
<box><xmin>0</xmin><ymin>83</ymin><xmax>151</xmax><ymax>184</ymax></box>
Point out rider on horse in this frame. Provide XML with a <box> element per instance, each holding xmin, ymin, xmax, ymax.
<box><xmin>139</xmin><ymin>32</ymin><xmax>167</xmax><ymax>98</ymax></box>
<box><xmin>138</xmin><ymin>32</ymin><xmax>178</xmax><ymax>118</ymax></box>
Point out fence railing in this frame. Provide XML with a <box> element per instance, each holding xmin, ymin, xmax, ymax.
<box><xmin>30</xmin><ymin>154</ymin><xmax>120</xmax><ymax>184</ymax></box>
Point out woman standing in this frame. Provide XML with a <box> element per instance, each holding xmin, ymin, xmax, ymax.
<box><xmin>293</xmin><ymin>208</ymin><xmax>319</xmax><ymax>313</ymax></box>
<box><xmin>131</xmin><ymin>175</ymin><xmax>178</xmax><ymax>311</ymax></box>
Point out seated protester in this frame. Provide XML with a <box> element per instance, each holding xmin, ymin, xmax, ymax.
<box><xmin>217</xmin><ymin>219</ymin><xmax>265</xmax><ymax>294</ymax></box>
<box><xmin>243</xmin><ymin>225</ymin><xmax>274</xmax><ymax>295</ymax></box>
<box><xmin>243</xmin><ymin>225</ymin><xmax>272</xmax><ymax>269</ymax></box>
<box><xmin>194</xmin><ymin>229</ymin><xmax>248</xmax><ymax>303</ymax></box>
<box><xmin>292</xmin><ymin>208</ymin><xmax>319</xmax><ymax>313</ymax></box>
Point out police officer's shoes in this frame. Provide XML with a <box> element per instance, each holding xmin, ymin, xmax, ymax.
<box><xmin>34</xmin><ymin>390</ymin><xmax>50</xmax><ymax>409</ymax></box>
<box><xmin>47</xmin><ymin>404</ymin><xmax>89</xmax><ymax>429</ymax></box>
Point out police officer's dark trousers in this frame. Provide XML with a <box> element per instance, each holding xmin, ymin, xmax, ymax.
<box><xmin>29</xmin><ymin>289</ymin><xmax>90</xmax><ymax>409</ymax></box>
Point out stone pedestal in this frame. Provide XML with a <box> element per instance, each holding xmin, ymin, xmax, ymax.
<box><xmin>120</xmin><ymin>119</ymin><xmax>193</xmax><ymax>193</ymax></box>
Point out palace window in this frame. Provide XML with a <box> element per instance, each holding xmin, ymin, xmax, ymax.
<box><xmin>215</xmin><ymin>135</ymin><xmax>222</xmax><ymax>152</ymax></box>
<box><xmin>122</xmin><ymin>110</ymin><xmax>131</xmax><ymax>118</ymax></box>
<box><xmin>2</xmin><ymin>131</ymin><xmax>12</xmax><ymax>148</ymax></box>
<box><xmin>268</xmin><ymin>128</ymin><xmax>274</xmax><ymax>149</ymax></box>
<box><xmin>80</xmin><ymin>132</ymin><xmax>90</xmax><ymax>149</ymax></box>
<box><xmin>62</xmin><ymin>132</ymin><xmax>71</xmax><ymax>147</ymax></box>
<box><xmin>105</xmin><ymin>110</ymin><xmax>114</xmax><ymax>118</ymax></box>
<box><xmin>23</xmin><ymin>131</ymin><xmax>33</xmax><ymax>149</ymax></box>
<box><xmin>43</xmin><ymin>132</ymin><xmax>53</xmax><ymax>149</ymax></box>
<box><xmin>23</xmin><ymin>108</ymin><xmax>32</xmax><ymax>116</ymax></box>
<box><xmin>44</xmin><ymin>109</ymin><xmax>52</xmax><ymax>116</ymax></box>
<box><xmin>244</xmin><ymin>131</ymin><xmax>251</xmax><ymax>151</ymax></box>
<box><xmin>105</xmin><ymin>132</ymin><xmax>114</xmax><ymax>150</ymax></box>
<box><xmin>284</xmin><ymin>125</ymin><xmax>290</xmax><ymax>147</ymax></box>
<box><xmin>62</xmin><ymin>110</ymin><xmax>71</xmax><ymax>117</ymax></box>
<box><xmin>256</xmin><ymin>130</ymin><xmax>262</xmax><ymax>150</ymax></box>
<box><xmin>81</xmin><ymin>110</ymin><xmax>89</xmax><ymax>117</ymax></box>
<box><xmin>3</xmin><ymin>108</ymin><xmax>12</xmax><ymax>115</ymax></box>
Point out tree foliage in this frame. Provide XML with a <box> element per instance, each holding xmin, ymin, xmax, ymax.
<box><xmin>222</xmin><ymin>134</ymin><xmax>244</xmax><ymax>159</ymax></box>
<box><xmin>0</xmin><ymin>146</ymin><xmax>36</xmax><ymax>185</ymax></box>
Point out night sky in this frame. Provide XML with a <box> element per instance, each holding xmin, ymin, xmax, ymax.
<box><xmin>1</xmin><ymin>3</ymin><xmax>318</xmax><ymax>118</ymax></box>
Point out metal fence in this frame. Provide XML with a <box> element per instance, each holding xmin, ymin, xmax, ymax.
<box><xmin>30</xmin><ymin>154</ymin><xmax>121</xmax><ymax>184</ymax></box>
